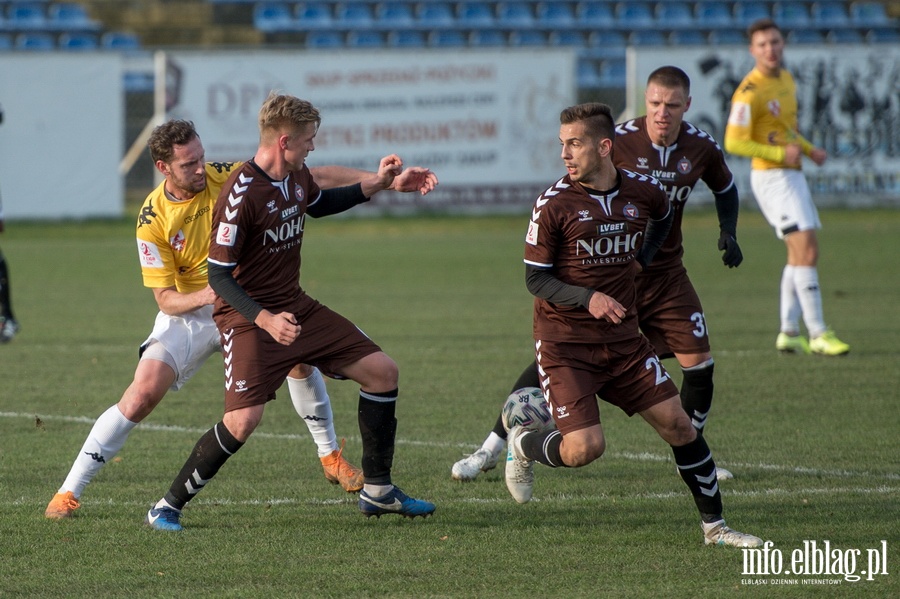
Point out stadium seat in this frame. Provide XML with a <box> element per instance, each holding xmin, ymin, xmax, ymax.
<box><xmin>629</xmin><ymin>29</ymin><xmax>667</xmax><ymax>46</ymax></box>
<box><xmin>587</xmin><ymin>29</ymin><xmax>627</xmax><ymax>49</ymax></box>
<box><xmin>598</xmin><ymin>58</ymin><xmax>627</xmax><ymax>87</ymax></box>
<box><xmin>47</xmin><ymin>2</ymin><xmax>100</xmax><ymax>30</ymax></box>
<box><xmin>101</xmin><ymin>31</ymin><xmax>140</xmax><ymax>51</ymax></box>
<box><xmin>577</xmin><ymin>59</ymin><xmax>603</xmax><ymax>88</ymax></box>
<box><xmin>5</xmin><ymin>3</ymin><xmax>47</xmax><ymax>30</ymax></box>
<box><xmin>469</xmin><ymin>29</ymin><xmax>506</xmax><ymax>46</ymax></box>
<box><xmin>695</xmin><ymin>2</ymin><xmax>733</xmax><ymax>27</ymax></box>
<box><xmin>456</xmin><ymin>2</ymin><xmax>495</xmax><ymax>27</ymax></box>
<box><xmin>787</xmin><ymin>28</ymin><xmax>824</xmax><ymax>43</ymax></box>
<box><xmin>387</xmin><ymin>29</ymin><xmax>426</xmax><ymax>47</ymax></box>
<box><xmin>773</xmin><ymin>2</ymin><xmax>811</xmax><ymax>28</ymax></box>
<box><xmin>548</xmin><ymin>29</ymin><xmax>588</xmax><ymax>47</ymax></box>
<box><xmin>708</xmin><ymin>28</ymin><xmax>745</xmax><ymax>44</ymax></box>
<box><xmin>509</xmin><ymin>30</ymin><xmax>545</xmax><ymax>46</ymax></box>
<box><xmin>376</xmin><ymin>2</ymin><xmax>416</xmax><ymax>28</ymax></box>
<box><xmin>536</xmin><ymin>2</ymin><xmax>576</xmax><ymax>27</ymax></box>
<box><xmin>0</xmin><ymin>33</ymin><xmax>13</xmax><ymax>50</ymax></box>
<box><xmin>417</xmin><ymin>2</ymin><xmax>455</xmax><ymax>27</ymax></box>
<box><xmin>615</xmin><ymin>2</ymin><xmax>655</xmax><ymax>28</ymax></box>
<box><xmin>253</xmin><ymin>3</ymin><xmax>294</xmax><ymax>32</ymax></box>
<box><xmin>733</xmin><ymin>1</ymin><xmax>770</xmax><ymax>26</ymax></box>
<box><xmin>655</xmin><ymin>2</ymin><xmax>694</xmax><ymax>27</ymax></box>
<box><xmin>335</xmin><ymin>2</ymin><xmax>375</xmax><ymax>27</ymax></box>
<box><xmin>669</xmin><ymin>29</ymin><xmax>707</xmax><ymax>45</ymax></box>
<box><xmin>346</xmin><ymin>30</ymin><xmax>385</xmax><ymax>47</ymax></box>
<box><xmin>850</xmin><ymin>2</ymin><xmax>891</xmax><ymax>26</ymax></box>
<box><xmin>14</xmin><ymin>32</ymin><xmax>54</xmax><ymax>50</ymax></box>
<box><xmin>428</xmin><ymin>29</ymin><xmax>467</xmax><ymax>47</ymax></box>
<box><xmin>866</xmin><ymin>27</ymin><xmax>900</xmax><ymax>43</ymax></box>
<box><xmin>497</xmin><ymin>2</ymin><xmax>535</xmax><ymax>28</ymax></box>
<box><xmin>306</xmin><ymin>30</ymin><xmax>343</xmax><ymax>48</ymax></box>
<box><xmin>58</xmin><ymin>31</ymin><xmax>98</xmax><ymax>50</ymax></box>
<box><xmin>826</xmin><ymin>28</ymin><xmax>864</xmax><ymax>44</ymax></box>
<box><xmin>577</xmin><ymin>2</ymin><xmax>615</xmax><ymax>27</ymax></box>
<box><xmin>810</xmin><ymin>1</ymin><xmax>849</xmax><ymax>27</ymax></box>
<box><xmin>295</xmin><ymin>3</ymin><xmax>334</xmax><ymax>29</ymax></box>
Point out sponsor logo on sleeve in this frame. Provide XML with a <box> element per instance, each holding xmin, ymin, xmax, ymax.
<box><xmin>137</xmin><ymin>239</ymin><xmax>164</xmax><ymax>268</ymax></box>
<box><xmin>526</xmin><ymin>221</ymin><xmax>539</xmax><ymax>245</ymax></box>
<box><xmin>216</xmin><ymin>222</ymin><xmax>237</xmax><ymax>247</ymax></box>
<box><xmin>728</xmin><ymin>102</ymin><xmax>751</xmax><ymax>126</ymax></box>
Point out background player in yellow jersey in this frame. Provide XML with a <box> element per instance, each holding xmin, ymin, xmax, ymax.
<box><xmin>725</xmin><ymin>18</ymin><xmax>849</xmax><ymax>357</ymax></box>
<box><xmin>45</xmin><ymin>120</ymin><xmax>437</xmax><ymax>519</ymax></box>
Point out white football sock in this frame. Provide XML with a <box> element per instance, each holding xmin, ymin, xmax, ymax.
<box><xmin>287</xmin><ymin>368</ymin><xmax>338</xmax><ymax>458</ymax></box>
<box><xmin>793</xmin><ymin>266</ymin><xmax>826</xmax><ymax>338</ymax></box>
<box><xmin>481</xmin><ymin>431</ymin><xmax>506</xmax><ymax>457</ymax></box>
<box><xmin>780</xmin><ymin>265</ymin><xmax>802</xmax><ymax>334</ymax></box>
<box><xmin>59</xmin><ymin>405</ymin><xmax>137</xmax><ymax>497</ymax></box>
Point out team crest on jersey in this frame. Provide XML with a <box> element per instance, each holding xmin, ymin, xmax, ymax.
<box><xmin>637</xmin><ymin>157</ymin><xmax>649</xmax><ymax>169</ymax></box>
<box><xmin>677</xmin><ymin>158</ymin><xmax>692</xmax><ymax>174</ymax></box>
<box><xmin>266</xmin><ymin>200</ymin><xmax>277</xmax><ymax>213</ymax></box>
<box><xmin>294</xmin><ymin>184</ymin><xmax>304</xmax><ymax>202</ymax></box>
<box><xmin>170</xmin><ymin>229</ymin><xmax>186</xmax><ymax>252</ymax></box>
<box><xmin>216</xmin><ymin>222</ymin><xmax>237</xmax><ymax>247</ymax></box>
<box><xmin>768</xmin><ymin>99</ymin><xmax>781</xmax><ymax>117</ymax></box>
<box><xmin>623</xmin><ymin>203</ymin><xmax>639</xmax><ymax>220</ymax></box>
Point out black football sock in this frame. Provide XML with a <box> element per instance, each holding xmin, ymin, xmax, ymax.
<box><xmin>0</xmin><ymin>251</ymin><xmax>13</xmax><ymax>319</ymax></box>
<box><xmin>671</xmin><ymin>435</ymin><xmax>723</xmax><ymax>523</ymax></box>
<box><xmin>358</xmin><ymin>389</ymin><xmax>397</xmax><ymax>485</ymax></box>
<box><xmin>519</xmin><ymin>428</ymin><xmax>566</xmax><ymax>468</ymax></box>
<box><xmin>680</xmin><ymin>361</ymin><xmax>714</xmax><ymax>434</ymax></box>
<box><xmin>163</xmin><ymin>421</ymin><xmax>243</xmax><ymax>510</ymax></box>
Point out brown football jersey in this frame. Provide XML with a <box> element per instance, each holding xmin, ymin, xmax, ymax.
<box><xmin>524</xmin><ymin>170</ymin><xmax>669</xmax><ymax>344</ymax></box>
<box><xmin>614</xmin><ymin>117</ymin><xmax>734</xmax><ymax>271</ymax></box>
<box><xmin>208</xmin><ymin>161</ymin><xmax>321</xmax><ymax>332</ymax></box>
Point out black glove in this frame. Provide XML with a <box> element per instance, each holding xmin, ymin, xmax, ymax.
<box><xmin>717</xmin><ymin>232</ymin><xmax>743</xmax><ymax>268</ymax></box>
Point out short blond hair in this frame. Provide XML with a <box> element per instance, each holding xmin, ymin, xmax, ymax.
<box><xmin>258</xmin><ymin>91</ymin><xmax>321</xmax><ymax>141</ymax></box>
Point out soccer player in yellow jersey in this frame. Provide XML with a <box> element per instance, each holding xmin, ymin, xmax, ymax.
<box><xmin>725</xmin><ymin>18</ymin><xmax>849</xmax><ymax>357</ymax></box>
<box><xmin>45</xmin><ymin>120</ymin><xmax>438</xmax><ymax>519</ymax></box>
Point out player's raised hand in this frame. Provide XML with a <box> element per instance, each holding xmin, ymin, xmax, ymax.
<box><xmin>375</xmin><ymin>154</ymin><xmax>403</xmax><ymax>189</ymax></box>
<box><xmin>587</xmin><ymin>291</ymin><xmax>627</xmax><ymax>324</ymax></box>
<box><xmin>392</xmin><ymin>167</ymin><xmax>439</xmax><ymax>196</ymax></box>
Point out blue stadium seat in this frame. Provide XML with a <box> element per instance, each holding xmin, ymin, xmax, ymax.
<box><xmin>536</xmin><ymin>2</ymin><xmax>576</xmax><ymax>27</ymax></box>
<box><xmin>335</xmin><ymin>2</ymin><xmax>375</xmax><ymax>27</ymax></box>
<box><xmin>457</xmin><ymin>2</ymin><xmax>495</xmax><ymax>27</ymax></box>
<box><xmin>253</xmin><ymin>3</ymin><xmax>294</xmax><ymax>32</ymax></box>
<box><xmin>669</xmin><ymin>29</ymin><xmax>707</xmax><ymax>45</ymax></box>
<box><xmin>866</xmin><ymin>27</ymin><xmax>900</xmax><ymax>43</ymax></box>
<box><xmin>810</xmin><ymin>2</ymin><xmax>848</xmax><ymax>27</ymax></box>
<box><xmin>0</xmin><ymin>33</ymin><xmax>13</xmax><ymax>50</ymax></box>
<box><xmin>47</xmin><ymin>2</ymin><xmax>100</xmax><ymax>30</ymax></box>
<box><xmin>826</xmin><ymin>28</ymin><xmax>864</xmax><ymax>44</ymax></box>
<box><xmin>6</xmin><ymin>3</ymin><xmax>47</xmax><ymax>30</ymax></box>
<box><xmin>14</xmin><ymin>31</ymin><xmax>54</xmax><ymax>50</ymax></box>
<box><xmin>497</xmin><ymin>2</ymin><xmax>535</xmax><ymax>28</ymax></box>
<box><xmin>428</xmin><ymin>29</ymin><xmax>467</xmax><ymax>47</ymax></box>
<box><xmin>469</xmin><ymin>29</ymin><xmax>506</xmax><ymax>46</ymax></box>
<box><xmin>101</xmin><ymin>31</ymin><xmax>140</xmax><ymax>51</ymax></box>
<box><xmin>376</xmin><ymin>2</ymin><xmax>415</xmax><ymax>28</ymax></box>
<box><xmin>695</xmin><ymin>2</ymin><xmax>733</xmax><ymax>27</ymax></box>
<box><xmin>577</xmin><ymin>59</ymin><xmax>603</xmax><ymax>88</ymax></box>
<box><xmin>656</xmin><ymin>2</ymin><xmax>694</xmax><ymax>27</ymax></box>
<box><xmin>548</xmin><ymin>29</ymin><xmax>587</xmax><ymax>47</ymax></box>
<box><xmin>733</xmin><ymin>1</ymin><xmax>769</xmax><ymax>26</ymax></box>
<box><xmin>577</xmin><ymin>2</ymin><xmax>614</xmax><ymax>27</ymax></box>
<box><xmin>417</xmin><ymin>2</ymin><xmax>455</xmax><ymax>27</ymax></box>
<box><xmin>598</xmin><ymin>58</ymin><xmax>626</xmax><ymax>87</ymax></box>
<box><xmin>295</xmin><ymin>3</ymin><xmax>334</xmax><ymax>29</ymax></box>
<box><xmin>850</xmin><ymin>2</ymin><xmax>891</xmax><ymax>26</ymax></box>
<box><xmin>588</xmin><ymin>29</ymin><xmax>627</xmax><ymax>48</ymax></box>
<box><xmin>615</xmin><ymin>2</ymin><xmax>655</xmax><ymax>28</ymax></box>
<box><xmin>773</xmin><ymin>2</ymin><xmax>811</xmax><ymax>28</ymax></box>
<box><xmin>387</xmin><ymin>29</ymin><xmax>426</xmax><ymax>47</ymax></box>
<box><xmin>58</xmin><ymin>31</ymin><xmax>98</xmax><ymax>50</ymax></box>
<box><xmin>787</xmin><ymin>28</ymin><xmax>823</xmax><ymax>44</ymax></box>
<box><xmin>509</xmin><ymin>30</ymin><xmax>546</xmax><ymax>46</ymax></box>
<box><xmin>346</xmin><ymin>30</ymin><xmax>385</xmax><ymax>47</ymax></box>
<box><xmin>708</xmin><ymin>28</ymin><xmax>745</xmax><ymax>44</ymax></box>
<box><xmin>306</xmin><ymin>30</ymin><xmax>343</xmax><ymax>48</ymax></box>
<box><xmin>629</xmin><ymin>29</ymin><xmax>667</xmax><ymax>46</ymax></box>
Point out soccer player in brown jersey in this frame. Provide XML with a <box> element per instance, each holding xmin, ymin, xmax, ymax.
<box><xmin>453</xmin><ymin>66</ymin><xmax>742</xmax><ymax>483</ymax></box>
<box><xmin>507</xmin><ymin>102</ymin><xmax>760</xmax><ymax>547</ymax></box>
<box><xmin>145</xmin><ymin>93</ymin><xmax>434</xmax><ymax>530</ymax></box>
<box><xmin>725</xmin><ymin>19</ymin><xmax>849</xmax><ymax>356</ymax></box>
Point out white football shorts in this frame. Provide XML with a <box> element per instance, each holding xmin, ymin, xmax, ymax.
<box><xmin>139</xmin><ymin>304</ymin><xmax>221</xmax><ymax>391</ymax></box>
<box><xmin>750</xmin><ymin>168</ymin><xmax>821</xmax><ymax>239</ymax></box>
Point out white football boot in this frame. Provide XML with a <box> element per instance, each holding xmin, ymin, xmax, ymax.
<box><xmin>451</xmin><ymin>448</ymin><xmax>500</xmax><ymax>481</ymax></box>
<box><xmin>702</xmin><ymin>519</ymin><xmax>763</xmax><ymax>548</ymax></box>
<box><xmin>505</xmin><ymin>426</ymin><xmax>534</xmax><ymax>504</ymax></box>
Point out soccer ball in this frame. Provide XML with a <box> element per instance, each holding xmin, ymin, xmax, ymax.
<box><xmin>501</xmin><ymin>387</ymin><xmax>554</xmax><ymax>433</ymax></box>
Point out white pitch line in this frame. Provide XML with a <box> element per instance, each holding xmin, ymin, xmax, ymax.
<box><xmin>4</xmin><ymin>411</ymin><xmax>898</xmax><ymax>482</ymax></box>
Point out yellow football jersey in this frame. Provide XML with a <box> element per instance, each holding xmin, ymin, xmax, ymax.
<box><xmin>725</xmin><ymin>67</ymin><xmax>813</xmax><ymax>171</ymax></box>
<box><xmin>135</xmin><ymin>162</ymin><xmax>239</xmax><ymax>292</ymax></box>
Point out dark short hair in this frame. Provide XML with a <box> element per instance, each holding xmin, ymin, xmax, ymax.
<box><xmin>647</xmin><ymin>66</ymin><xmax>691</xmax><ymax>95</ymax></box>
<box><xmin>559</xmin><ymin>102</ymin><xmax>615</xmax><ymax>142</ymax></box>
<box><xmin>148</xmin><ymin>120</ymin><xmax>199</xmax><ymax>164</ymax></box>
<box><xmin>748</xmin><ymin>18</ymin><xmax>782</xmax><ymax>40</ymax></box>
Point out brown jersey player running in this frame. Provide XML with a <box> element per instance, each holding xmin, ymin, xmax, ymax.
<box><xmin>508</xmin><ymin>101</ymin><xmax>760</xmax><ymax>547</ymax></box>
<box><xmin>145</xmin><ymin>93</ymin><xmax>434</xmax><ymax>530</ymax></box>
<box><xmin>453</xmin><ymin>66</ymin><xmax>743</xmax><ymax>485</ymax></box>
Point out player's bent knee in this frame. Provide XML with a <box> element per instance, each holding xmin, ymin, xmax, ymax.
<box><xmin>561</xmin><ymin>434</ymin><xmax>605</xmax><ymax>467</ymax></box>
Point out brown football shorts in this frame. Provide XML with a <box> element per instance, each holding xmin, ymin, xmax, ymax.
<box><xmin>636</xmin><ymin>265</ymin><xmax>711</xmax><ymax>359</ymax></box>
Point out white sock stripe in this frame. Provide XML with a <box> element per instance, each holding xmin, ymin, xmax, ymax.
<box><xmin>359</xmin><ymin>390</ymin><xmax>397</xmax><ymax>403</ymax></box>
<box><xmin>675</xmin><ymin>451</ymin><xmax>713</xmax><ymax>471</ymax></box>
<box><xmin>682</xmin><ymin>358</ymin><xmax>714</xmax><ymax>371</ymax></box>
<box><xmin>542</xmin><ymin>430</ymin><xmax>563</xmax><ymax>467</ymax></box>
<box><xmin>213</xmin><ymin>423</ymin><xmax>235</xmax><ymax>455</ymax></box>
